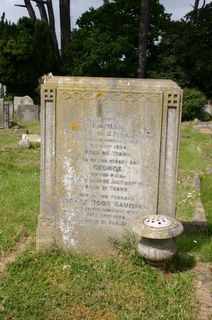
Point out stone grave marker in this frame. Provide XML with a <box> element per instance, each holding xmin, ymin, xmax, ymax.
<box><xmin>37</xmin><ymin>77</ymin><xmax>182</xmax><ymax>253</ymax></box>
<box><xmin>14</xmin><ymin>95</ymin><xmax>34</xmax><ymax>113</ymax></box>
<box><xmin>3</xmin><ymin>101</ymin><xmax>14</xmax><ymax>119</ymax></box>
<box><xmin>8</xmin><ymin>101</ymin><xmax>14</xmax><ymax>118</ymax></box>
<box><xmin>17</xmin><ymin>104</ymin><xmax>39</xmax><ymax>121</ymax></box>
<box><xmin>0</xmin><ymin>99</ymin><xmax>9</xmax><ymax>129</ymax></box>
<box><xmin>0</xmin><ymin>98</ymin><xmax>4</xmax><ymax>128</ymax></box>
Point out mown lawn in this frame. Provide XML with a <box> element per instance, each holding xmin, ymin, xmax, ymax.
<box><xmin>0</xmin><ymin>123</ymin><xmax>40</xmax><ymax>256</ymax></box>
<box><xmin>0</xmin><ymin>242</ymin><xmax>195</xmax><ymax>320</ymax></box>
<box><xmin>176</xmin><ymin>122</ymin><xmax>212</xmax><ymax>263</ymax></box>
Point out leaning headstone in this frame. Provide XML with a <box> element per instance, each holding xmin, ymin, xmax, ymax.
<box><xmin>14</xmin><ymin>95</ymin><xmax>34</xmax><ymax>113</ymax></box>
<box><xmin>37</xmin><ymin>77</ymin><xmax>182</xmax><ymax>253</ymax></box>
<box><xmin>17</xmin><ymin>104</ymin><xmax>39</xmax><ymax>121</ymax></box>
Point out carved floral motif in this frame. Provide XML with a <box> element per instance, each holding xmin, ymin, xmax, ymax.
<box><xmin>61</xmin><ymin>90</ymin><xmax>161</xmax><ymax>105</ymax></box>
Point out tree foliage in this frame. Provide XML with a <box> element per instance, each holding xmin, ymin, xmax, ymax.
<box><xmin>0</xmin><ymin>16</ymin><xmax>56</xmax><ymax>97</ymax></box>
<box><xmin>18</xmin><ymin>0</ymin><xmax>71</xmax><ymax>63</ymax></box>
<box><xmin>182</xmin><ymin>88</ymin><xmax>207</xmax><ymax>121</ymax></box>
<box><xmin>0</xmin><ymin>0</ymin><xmax>211</xmax><ymax>103</ymax></box>
<box><xmin>64</xmin><ymin>0</ymin><xmax>170</xmax><ymax>78</ymax></box>
<box><xmin>154</xmin><ymin>2</ymin><xmax>212</xmax><ymax>98</ymax></box>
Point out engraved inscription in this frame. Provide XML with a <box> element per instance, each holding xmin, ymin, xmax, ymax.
<box><xmin>61</xmin><ymin>113</ymin><xmax>156</xmax><ymax>227</ymax></box>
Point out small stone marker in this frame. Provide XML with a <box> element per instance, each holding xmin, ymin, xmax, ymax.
<box><xmin>26</xmin><ymin>134</ymin><xmax>41</xmax><ymax>144</ymax></box>
<box><xmin>37</xmin><ymin>77</ymin><xmax>182</xmax><ymax>253</ymax></box>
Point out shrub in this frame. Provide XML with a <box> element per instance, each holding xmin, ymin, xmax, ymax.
<box><xmin>182</xmin><ymin>88</ymin><xmax>207</xmax><ymax>121</ymax></box>
<box><xmin>4</xmin><ymin>94</ymin><xmax>14</xmax><ymax>101</ymax></box>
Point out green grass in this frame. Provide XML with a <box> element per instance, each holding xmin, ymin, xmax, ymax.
<box><xmin>201</xmin><ymin>175</ymin><xmax>212</xmax><ymax>227</ymax></box>
<box><xmin>0</xmin><ymin>124</ymin><xmax>40</xmax><ymax>256</ymax></box>
<box><xmin>176</xmin><ymin>122</ymin><xmax>212</xmax><ymax>221</ymax></box>
<box><xmin>178</xmin><ymin>122</ymin><xmax>210</xmax><ymax>173</ymax></box>
<box><xmin>17</xmin><ymin>120</ymin><xmax>41</xmax><ymax>134</ymax></box>
<box><xmin>176</xmin><ymin>122</ymin><xmax>212</xmax><ymax>262</ymax></box>
<box><xmin>0</xmin><ymin>121</ymin><xmax>211</xmax><ymax>319</ymax></box>
<box><xmin>0</xmin><ymin>243</ymin><xmax>196</xmax><ymax>320</ymax></box>
<box><xmin>176</xmin><ymin>171</ymin><xmax>199</xmax><ymax>221</ymax></box>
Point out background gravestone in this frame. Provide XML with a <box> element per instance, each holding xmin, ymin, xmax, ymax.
<box><xmin>17</xmin><ymin>104</ymin><xmax>39</xmax><ymax>121</ymax></box>
<box><xmin>0</xmin><ymin>99</ymin><xmax>4</xmax><ymax>128</ymax></box>
<box><xmin>14</xmin><ymin>95</ymin><xmax>34</xmax><ymax>113</ymax></box>
<box><xmin>37</xmin><ymin>77</ymin><xmax>182</xmax><ymax>253</ymax></box>
<box><xmin>3</xmin><ymin>101</ymin><xmax>14</xmax><ymax>119</ymax></box>
<box><xmin>0</xmin><ymin>99</ymin><xmax>9</xmax><ymax>129</ymax></box>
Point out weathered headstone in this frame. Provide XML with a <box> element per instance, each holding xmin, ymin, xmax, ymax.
<box><xmin>4</xmin><ymin>103</ymin><xmax>9</xmax><ymax>128</ymax></box>
<box><xmin>8</xmin><ymin>101</ymin><xmax>14</xmax><ymax>118</ymax></box>
<box><xmin>14</xmin><ymin>95</ymin><xmax>34</xmax><ymax>112</ymax></box>
<box><xmin>37</xmin><ymin>77</ymin><xmax>182</xmax><ymax>253</ymax></box>
<box><xmin>0</xmin><ymin>99</ymin><xmax>9</xmax><ymax>129</ymax></box>
<box><xmin>17</xmin><ymin>104</ymin><xmax>39</xmax><ymax>121</ymax></box>
<box><xmin>3</xmin><ymin>101</ymin><xmax>14</xmax><ymax>119</ymax></box>
<box><xmin>0</xmin><ymin>98</ymin><xmax>4</xmax><ymax>128</ymax></box>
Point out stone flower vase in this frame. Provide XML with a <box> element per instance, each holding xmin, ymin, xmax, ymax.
<box><xmin>133</xmin><ymin>215</ymin><xmax>183</xmax><ymax>269</ymax></box>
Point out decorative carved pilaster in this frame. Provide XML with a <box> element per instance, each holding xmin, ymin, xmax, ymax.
<box><xmin>158</xmin><ymin>91</ymin><xmax>182</xmax><ymax>217</ymax></box>
<box><xmin>36</xmin><ymin>86</ymin><xmax>57</xmax><ymax>249</ymax></box>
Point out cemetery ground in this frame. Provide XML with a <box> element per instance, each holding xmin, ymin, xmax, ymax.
<box><xmin>0</xmin><ymin>121</ymin><xmax>211</xmax><ymax>320</ymax></box>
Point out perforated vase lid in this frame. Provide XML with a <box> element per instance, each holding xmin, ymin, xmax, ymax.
<box><xmin>133</xmin><ymin>214</ymin><xmax>183</xmax><ymax>239</ymax></box>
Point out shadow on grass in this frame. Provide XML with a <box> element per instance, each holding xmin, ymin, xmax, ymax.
<box><xmin>167</xmin><ymin>252</ymin><xmax>196</xmax><ymax>273</ymax></box>
<box><xmin>111</xmin><ymin>232</ymin><xmax>197</xmax><ymax>273</ymax></box>
<box><xmin>167</xmin><ymin>228</ymin><xmax>212</xmax><ymax>272</ymax></box>
<box><xmin>111</xmin><ymin>228</ymin><xmax>212</xmax><ymax>273</ymax></box>
<box><xmin>29</xmin><ymin>143</ymin><xmax>40</xmax><ymax>149</ymax></box>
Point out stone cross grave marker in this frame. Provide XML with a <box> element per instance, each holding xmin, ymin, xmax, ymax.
<box><xmin>37</xmin><ymin>77</ymin><xmax>182</xmax><ymax>253</ymax></box>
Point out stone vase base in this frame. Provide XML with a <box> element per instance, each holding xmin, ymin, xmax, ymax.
<box><xmin>138</xmin><ymin>237</ymin><xmax>177</xmax><ymax>268</ymax></box>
